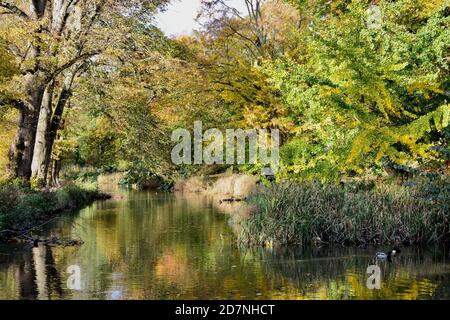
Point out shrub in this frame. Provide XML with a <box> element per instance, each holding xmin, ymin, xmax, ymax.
<box><xmin>0</xmin><ymin>185</ymin><xmax>20</xmax><ymax>229</ymax></box>
<box><xmin>0</xmin><ymin>183</ymin><xmax>99</xmax><ymax>232</ymax></box>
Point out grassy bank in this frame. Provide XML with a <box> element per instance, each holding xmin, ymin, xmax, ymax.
<box><xmin>240</xmin><ymin>178</ymin><xmax>449</xmax><ymax>246</ymax></box>
<box><xmin>0</xmin><ymin>182</ymin><xmax>107</xmax><ymax>242</ymax></box>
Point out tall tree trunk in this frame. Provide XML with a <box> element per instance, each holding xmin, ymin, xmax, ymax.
<box><xmin>43</xmin><ymin>68</ymin><xmax>77</xmax><ymax>186</ymax></box>
<box><xmin>50</xmin><ymin>159</ymin><xmax>61</xmax><ymax>187</ymax></box>
<box><xmin>29</xmin><ymin>1</ymin><xmax>78</xmax><ymax>186</ymax></box>
<box><xmin>8</xmin><ymin>109</ymin><xmax>36</xmax><ymax>180</ymax></box>
<box><xmin>9</xmin><ymin>77</ymin><xmax>46</xmax><ymax>180</ymax></box>
<box><xmin>8</xmin><ymin>0</ymin><xmax>49</xmax><ymax>181</ymax></box>
<box><xmin>6</xmin><ymin>0</ymin><xmax>104</xmax><ymax>182</ymax></box>
<box><xmin>31</xmin><ymin>83</ymin><xmax>54</xmax><ymax>185</ymax></box>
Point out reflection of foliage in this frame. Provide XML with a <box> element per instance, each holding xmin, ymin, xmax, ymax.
<box><xmin>1</xmin><ymin>194</ymin><xmax>449</xmax><ymax>300</ymax></box>
<box><xmin>257</xmin><ymin>246</ymin><xmax>449</xmax><ymax>300</ymax></box>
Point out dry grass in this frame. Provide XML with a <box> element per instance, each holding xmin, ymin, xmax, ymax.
<box><xmin>175</xmin><ymin>174</ymin><xmax>259</xmax><ymax>199</ymax></box>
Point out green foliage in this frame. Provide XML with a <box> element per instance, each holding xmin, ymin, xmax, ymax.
<box><xmin>3</xmin><ymin>0</ymin><xmax>447</xmax><ymax>186</ymax></box>
<box><xmin>262</xmin><ymin>0</ymin><xmax>450</xmax><ymax>180</ymax></box>
<box><xmin>60</xmin><ymin>113</ymin><xmax>120</xmax><ymax>168</ymax></box>
<box><xmin>0</xmin><ymin>41</ymin><xmax>17</xmax><ymax>83</ymax></box>
<box><xmin>218</xmin><ymin>62</ymin><xmax>292</xmax><ymax>132</ymax></box>
<box><xmin>349</xmin><ymin>105</ymin><xmax>450</xmax><ymax>168</ymax></box>
<box><xmin>56</xmin><ymin>20</ymin><xmax>235</xmax><ymax>184</ymax></box>
<box><xmin>0</xmin><ymin>38</ymin><xmax>19</xmax><ymax>114</ymax></box>
<box><xmin>0</xmin><ymin>183</ymin><xmax>100</xmax><ymax>231</ymax></box>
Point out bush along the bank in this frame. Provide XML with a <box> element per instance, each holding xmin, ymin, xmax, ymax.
<box><xmin>240</xmin><ymin>178</ymin><xmax>450</xmax><ymax>247</ymax></box>
<box><xmin>0</xmin><ymin>183</ymin><xmax>104</xmax><ymax>236</ymax></box>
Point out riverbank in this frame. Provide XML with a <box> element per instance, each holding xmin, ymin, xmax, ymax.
<box><xmin>238</xmin><ymin>178</ymin><xmax>450</xmax><ymax>247</ymax></box>
<box><xmin>174</xmin><ymin>174</ymin><xmax>259</xmax><ymax>199</ymax></box>
<box><xmin>0</xmin><ymin>183</ymin><xmax>110</xmax><ymax>243</ymax></box>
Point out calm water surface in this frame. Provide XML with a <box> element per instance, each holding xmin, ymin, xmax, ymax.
<box><xmin>0</xmin><ymin>191</ymin><xmax>449</xmax><ymax>300</ymax></box>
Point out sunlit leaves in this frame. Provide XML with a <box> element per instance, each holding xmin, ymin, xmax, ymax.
<box><xmin>263</xmin><ymin>0</ymin><xmax>450</xmax><ymax>180</ymax></box>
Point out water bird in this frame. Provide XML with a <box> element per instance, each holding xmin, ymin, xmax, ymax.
<box><xmin>111</xmin><ymin>290</ymin><xmax>122</xmax><ymax>300</ymax></box>
<box><xmin>376</xmin><ymin>247</ymin><xmax>401</xmax><ymax>260</ymax></box>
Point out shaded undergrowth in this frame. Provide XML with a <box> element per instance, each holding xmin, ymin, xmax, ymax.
<box><xmin>0</xmin><ymin>182</ymin><xmax>107</xmax><ymax>241</ymax></box>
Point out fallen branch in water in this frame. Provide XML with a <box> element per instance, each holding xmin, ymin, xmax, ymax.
<box><xmin>1</xmin><ymin>227</ymin><xmax>85</xmax><ymax>247</ymax></box>
<box><xmin>220</xmin><ymin>197</ymin><xmax>247</xmax><ymax>204</ymax></box>
<box><xmin>31</xmin><ymin>237</ymin><xmax>85</xmax><ymax>247</ymax></box>
<box><xmin>0</xmin><ymin>215</ymin><xmax>65</xmax><ymax>242</ymax></box>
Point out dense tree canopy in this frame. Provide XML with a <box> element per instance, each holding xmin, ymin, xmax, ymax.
<box><xmin>0</xmin><ymin>0</ymin><xmax>171</xmax><ymax>185</ymax></box>
<box><xmin>0</xmin><ymin>0</ymin><xmax>448</xmax><ymax>186</ymax></box>
<box><xmin>264</xmin><ymin>0</ymin><xmax>450</xmax><ymax>180</ymax></box>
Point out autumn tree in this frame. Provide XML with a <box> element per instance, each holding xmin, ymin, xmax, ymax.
<box><xmin>0</xmin><ymin>0</ymin><xmax>169</xmax><ymax>185</ymax></box>
<box><xmin>264</xmin><ymin>0</ymin><xmax>450</xmax><ymax>180</ymax></box>
<box><xmin>195</xmin><ymin>0</ymin><xmax>298</xmax><ymax>142</ymax></box>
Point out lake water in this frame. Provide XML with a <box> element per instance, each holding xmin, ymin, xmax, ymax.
<box><xmin>0</xmin><ymin>191</ymin><xmax>449</xmax><ymax>300</ymax></box>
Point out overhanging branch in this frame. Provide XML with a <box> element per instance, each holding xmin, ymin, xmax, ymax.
<box><xmin>47</xmin><ymin>50</ymin><xmax>100</xmax><ymax>82</ymax></box>
<box><xmin>0</xmin><ymin>96</ymin><xmax>26</xmax><ymax>110</ymax></box>
<box><xmin>0</xmin><ymin>1</ymin><xmax>29</xmax><ymax>19</ymax></box>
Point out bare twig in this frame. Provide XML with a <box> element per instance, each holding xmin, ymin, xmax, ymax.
<box><xmin>0</xmin><ymin>1</ymin><xmax>29</xmax><ymax>19</ymax></box>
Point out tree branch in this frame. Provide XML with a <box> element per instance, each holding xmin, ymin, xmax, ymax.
<box><xmin>47</xmin><ymin>50</ymin><xmax>100</xmax><ymax>82</ymax></box>
<box><xmin>0</xmin><ymin>96</ymin><xmax>26</xmax><ymax>110</ymax></box>
<box><xmin>0</xmin><ymin>1</ymin><xmax>29</xmax><ymax>19</ymax></box>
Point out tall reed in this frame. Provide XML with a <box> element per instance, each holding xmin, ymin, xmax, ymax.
<box><xmin>240</xmin><ymin>179</ymin><xmax>449</xmax><ymax>246</ymax></box>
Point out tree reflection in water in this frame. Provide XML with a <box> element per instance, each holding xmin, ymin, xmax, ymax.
<box><xmin>0</xmin><ymin>191</ymin><xmax>449</xmax><ymax>300</ymax></box>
